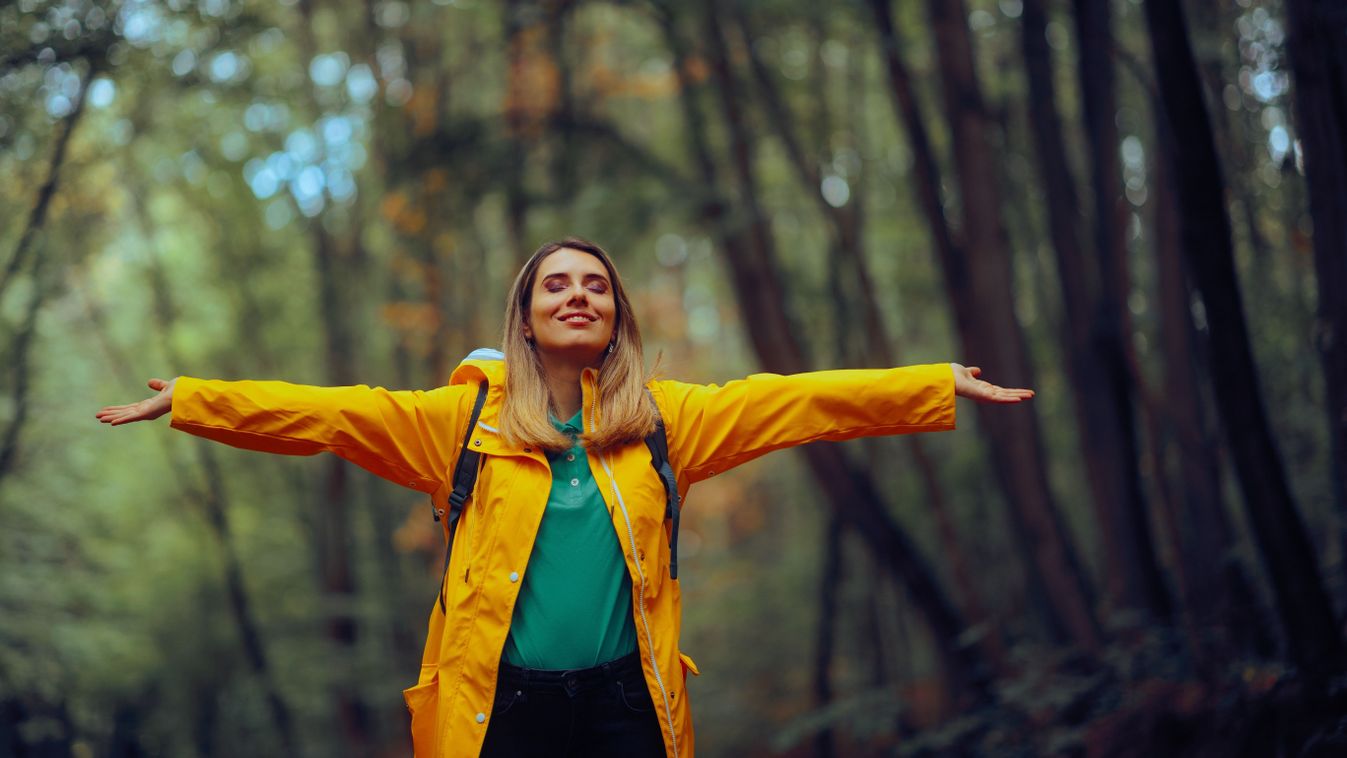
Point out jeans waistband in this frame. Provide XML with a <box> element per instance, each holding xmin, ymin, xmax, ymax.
<box><xmin>497</xmin><ymin>651</ymin><xmax>643</xmax><ymax>693</ymax></box>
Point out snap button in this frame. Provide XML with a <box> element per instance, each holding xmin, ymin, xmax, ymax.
<box><xmin>473</xmin><ymin>440</ymin><xmax>482</xmax><ymax>447</ymax></box>
<box><xmin>435</xmin><ymin>508</ymin><xmax>445</xmax><ymax>517</ymax></box>
<box><xmin>570</xmin><ymin>478</ymin><xmax>579</xmax><ymax>487</ymax></box>
<box><xmin>566</xmin><ymin>453</ymin><xmax>575</xmax><ymax>462</ymax></box>
<box><xmin>475</xmin><ymin>712</ymin><xmax>485</xmax><ymax>724</ymax></box>
<box><xmin>509</xmin><ymin>571</ymin><xmax>519</xmax><ymax>582</ymax></box>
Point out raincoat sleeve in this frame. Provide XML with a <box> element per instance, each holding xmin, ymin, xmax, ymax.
<box><xmin>169</xmin><ymin>376</ymin><xmax>469</xmax><ymax>493</ymax></box>
<box><xmin>651</xmin><ymin>363</ymin><xmax>956</xmax><ymax>487</ymax></box>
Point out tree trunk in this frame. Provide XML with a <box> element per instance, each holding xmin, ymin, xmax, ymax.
<box><xmin>1143</xmin><ymin>0</ymin><xmax>1344</xmax><ymax>672</ymax></box>
<box><xmin>869</xmin><ymin>0</ymin><xmax>1100</xmax><ymax>650</ymax></box>
<box><xmin>1011</xmin><ymin>0</ymin><xmax>1173</xmax><ymax>626</ymax></box>
<box><xmin>660</xmin><ymin>0</ymin><xmax>992</xmax><ymax>700</ymax></box>
<box><xmin>1285</xmin><ymin>0</ymin><xmax>1347</xmax><ymax>562</ymax></box>
<box><xmin>137</xmin><ymin>193</ymin><xmax>299</xmax><ymax>753</ymax></box>
<box><xmin>503</xmin><ymin>0</ymin><xmax>541</xmax><ymax>267</ymax></box>
<box><xmin>294</xmin><ymin>1</ymin><xmax>372</xmax><ymax>747</ymax></box>
<box><xmin>311</xmin><ymin>226</ymin><xmax>371</xmax><ymax>749</ymax></box>
<box><xmin>1070</xmin><ymin>0</ymin><xmax>1172</xmax><ymax>624</ymax></box>
<box><xmin>732</xmin><ymin>7</ymin><xmax>1008</xmax><ymax>675</ymax></box>
<box><xmin>0</xmin><ymin>66</ymin><xmax>90</xmax><ymax>480</ymax></box>
<box><xmin>1151</xmin><ymin>145</ymin><xmax>1269</xmax><ymax>664</ymax></box>
<box><xmin>812</xmin><ymin>516</ymin><xmax>843</xmax><ymax>758</ymax></box>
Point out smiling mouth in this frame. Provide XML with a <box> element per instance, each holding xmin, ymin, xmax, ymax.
<box><xmin>558</xmin><ymin>314</ymin><xmax>597</xmax><ymax>323</ymax></box>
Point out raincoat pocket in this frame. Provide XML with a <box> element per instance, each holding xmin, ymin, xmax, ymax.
<box><xmin>403</xmin><ymin>673</ymin><xmax>439</xmax><ymax>756</ymax></box>
<box><xmin>679</xmin><ymin>651</ymin><xmax>700</xmax><ymax>680</ymax></box>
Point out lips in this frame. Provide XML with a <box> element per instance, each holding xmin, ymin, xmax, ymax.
<box><xmin>557</xmin><ymin>312</ymin><xmax>597</xmax><ymax>323</ymax></box>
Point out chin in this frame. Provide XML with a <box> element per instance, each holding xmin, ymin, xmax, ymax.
<box><xmin>540</xmin><ymin>340</ymin><xmax>607</xmax><ymax>363</ymax></box>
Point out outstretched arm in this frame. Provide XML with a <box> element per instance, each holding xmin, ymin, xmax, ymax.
<box><xmin>97</xmin><ymin>376</ymin><xmax>470</xmax><ymax>492</ymax></box>
<box><xmin>653</xmin><ymin>362</ymin><xmax>1033</xmax><ymax>489</ymax></box>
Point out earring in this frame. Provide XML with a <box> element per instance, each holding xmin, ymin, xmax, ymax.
<box><xmin>606</xmin><ymin>339</ymin><xmax>615</xmax><ymax>354</ymax></box>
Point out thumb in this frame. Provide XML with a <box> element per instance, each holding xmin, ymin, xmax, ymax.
<box><xmin>968</xmin><ymin>366</ymin><xmax>982</xmax><ymax>378</ymax></box>
<box><xmin>147</xmin><ymin>377</ymin><xmax>168</xmax><ymax>391</ymax></box>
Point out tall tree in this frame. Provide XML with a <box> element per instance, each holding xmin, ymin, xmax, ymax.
<box><xmin>1019</xmin><ymin>0</ymin><xmax>1172</xmax><ymax>626</ymax></box>
<box><xmin>1143</xmin><ymin>0</ymin><xmax>1344</xmax><ymax>671</ymax></box>
<box><xmin>1151</xmin><ymin>143</ymin><xmax>1264</xmax><ymax>662</ymax></box>
<box><xmin>656</xmin><ymin>0</ymin><xmax>993</xmax><ymax>700</ymax></box>
<box><xmin>730</xmin><ymin>6</ymin><xmax>1007</xmax><ymax>675</ymax></box>
<box><xmin>294</xmin><ymin>0</ymin><xmax>372</xmax><ymax>749</ymax></box>
<box><xmin>135</xmin><ymin>205</ymin><xmax>297</xmax><ymax>752</ymax></box>
<box><xmin>1284</xmin><ymin>0</ymin><xmax>1347</xmax><ymax>536</ymax></box>
<box><xmin>869</xmin><ymin>0</ymin><xmax>1101</xmax><ymax>650</ymax></box>
<box><xmin>1070</xmin><ymin>0</ymin><xmax>1171</xmax><ymax>622</ymax></box>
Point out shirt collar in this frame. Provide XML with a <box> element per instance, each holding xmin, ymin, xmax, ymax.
<box><xmin>550</xmin><ymin>408</ymin><xmax>585</xmax><ymax>436</ymax></box>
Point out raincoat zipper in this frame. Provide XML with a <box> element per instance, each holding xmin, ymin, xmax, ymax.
<box><xmin>587</xmin><ymin>391</ymin><xmax>679</xmax><ymax>758</ymax></box>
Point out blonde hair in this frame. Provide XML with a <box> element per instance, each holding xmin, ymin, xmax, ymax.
<box><xmin>499</xmin><ymin>237</ymin><xmax>658</xmax><ymax>452</ymax></box>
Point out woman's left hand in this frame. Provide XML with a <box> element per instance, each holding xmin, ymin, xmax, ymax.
<box><xmin>951</xmin><ymin>363</ymin><xmax>1035</xmax><ymax>404</ymax></box>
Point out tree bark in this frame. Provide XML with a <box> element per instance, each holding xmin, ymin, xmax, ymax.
<box><xmin>869</xmin><ymin>0</ymin><xmax>1101</xmax><ymax>651</ymax></box>
<box><xmin>732</xmin><ymin>7</ymin><xmax>1008</xmax><ymax>675</ymax></box>
<box><xmin>294</xmin><ymin>1</ymin><xmax>372</xmax><ymax>748</ymax></box>
<box><xmin>1020</xmin><ymin>0</ymin><xmax>1172</xmax><ymax>624</ymax></box>
<box><xmin>134</xmin><ymin>191</ymin><xmax>299</xmax><ymax>754</ymax></box>
<box><xmin>503</xmin><ymin>0</ymin><xmax>542</xmax><ymax>266</ymax></box>
<box><xmin>1151</xmin><ymin>145</ymin><xmax>1267</xmax><ymax>664</ymax></box>
<box><xmin>0</xmin><ymin>66</ymin><xmax>91</xmax><ymax>481</ymax></box>
<box><xmin>659</xmin><ymin>0</ymin><xmax>992</xmax><ymax>700</ymax></box>
<box><xmin>1285</xmin><ymin>0</ymin><xmax>1347</xmax><ymax>555</ymax></box>
<box><xmin>1143</xmin><ymin>0</ymin><xmax>1344</xmax><ymax>671</ymax></box>
<box><xmin>812</xmin><ymin>516</ymin><xmax>843</xmax><ymax>758</ymax></box>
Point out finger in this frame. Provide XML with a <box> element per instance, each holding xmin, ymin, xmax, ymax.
<box><xmin>147</xmin><ymin>378</ymin><xmax>167</xmax><ymax>391</ymax></box>
<box><xmin>969</xmin><ymin>366</ymin><xmax>982</xmax><ymax>378</ymax></box>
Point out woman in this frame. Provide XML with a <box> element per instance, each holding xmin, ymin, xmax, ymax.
<box><xmin>97</xmin><ymin>237</ymin><xmax>1032</xmax><ymax>757</ymax></box>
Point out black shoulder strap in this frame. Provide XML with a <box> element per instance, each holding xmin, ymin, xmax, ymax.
<box><xmin>439</xmin><ymin>380</ymin><xmax>489</xmax><ymax>612</ymax></box>
<box><xmin>644</xmin><ymin>390</ymin><xmax>682</xmax><ymax>580</ymax></box>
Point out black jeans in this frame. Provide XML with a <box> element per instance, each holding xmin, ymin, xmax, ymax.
<box><xmin>479</xmin><ymin>651</ymin><xmax>667</xmax><ymax>758</ymax></box>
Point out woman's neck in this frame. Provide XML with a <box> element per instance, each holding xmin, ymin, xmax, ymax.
<box><xmin>538</xmin><ymin>354</ymin><xmax>590</xmax><ymax>422</ymax></box>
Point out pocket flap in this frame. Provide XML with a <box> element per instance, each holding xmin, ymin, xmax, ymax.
<box><xmin>679</xmin><ymin>651</ymin><xmax>700</xmax><ymax>677</ymax></box>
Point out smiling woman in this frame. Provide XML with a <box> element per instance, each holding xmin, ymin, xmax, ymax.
<box><xmin>500</xmin><ymin>239</ymin><xmax>659</xmax><ymax>456</ymax></box>
<box><xmin>94</xmin><ymin>235</ymin><xmax>1032</xmax><ymax>758</ymax></box>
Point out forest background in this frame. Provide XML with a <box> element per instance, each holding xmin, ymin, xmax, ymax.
<box><xmin>3</xmin><ymin>0</ymin><xmax>1347</xmax><ymax>755</ymax></box>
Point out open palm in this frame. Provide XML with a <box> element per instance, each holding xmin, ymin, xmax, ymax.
<box><xmin>95</xmin><ymin>378</ymin><xmax>176</xmax><ymax>426</ymax></box>
<box><xmin>951</xmin><ymin>363</ymin><xmax>1034</xmax><ymax>404</ymax></box>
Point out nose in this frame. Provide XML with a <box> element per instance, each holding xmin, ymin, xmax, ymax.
<box><xmin>566</xmin><ymin>286</ymin><xmax>589</xmax><ymax>305</ymax></box>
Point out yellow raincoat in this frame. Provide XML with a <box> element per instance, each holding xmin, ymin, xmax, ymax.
<box><xmin>169</xmin><ymin>355</ymin><xmax>956</xmax><ymax>757</ymax></box>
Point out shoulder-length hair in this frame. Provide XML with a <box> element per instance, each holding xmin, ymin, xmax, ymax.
<box><xmin>499</xmin><ymin>237</ymin><xmax>658</xmax><ymax>452</ymax></box>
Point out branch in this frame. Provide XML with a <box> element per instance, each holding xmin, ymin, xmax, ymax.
<box><xmin>0</xmin><ymin>264</ymin><xmax>46</xmax><ymax>481</ymax></box>
<box><xmin>0</xmin><ymin>61</ymin><xmax>94</xmax><ymax>305</ymax></box>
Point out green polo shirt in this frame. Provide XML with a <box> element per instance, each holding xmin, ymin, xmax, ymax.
<box><xmin>502</xmin><ymin>410</ymin><xmax>638</xmax><ymax>670</ymax></box>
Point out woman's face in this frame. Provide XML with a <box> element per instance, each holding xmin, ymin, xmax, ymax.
<box><xmin>523</xmin><ymin>247</ymin><xmax>617</xmax><ymax>365</ymax></box>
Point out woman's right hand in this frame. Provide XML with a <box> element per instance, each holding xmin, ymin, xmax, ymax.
<box><xmin>96</xmin><ymin>378</ymin><xmax>177</xmax><ymax>426</ymax></box>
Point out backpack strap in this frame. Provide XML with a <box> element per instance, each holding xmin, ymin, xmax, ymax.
<box><xmin>644</xmin><ymin>391</ymin><xmax>682</xmax><ymax>580</ymax></box>
<box><xmin>439</xmin><ymin>380</ymin><xmax>489</xmax><ymax>613</ymax></box>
